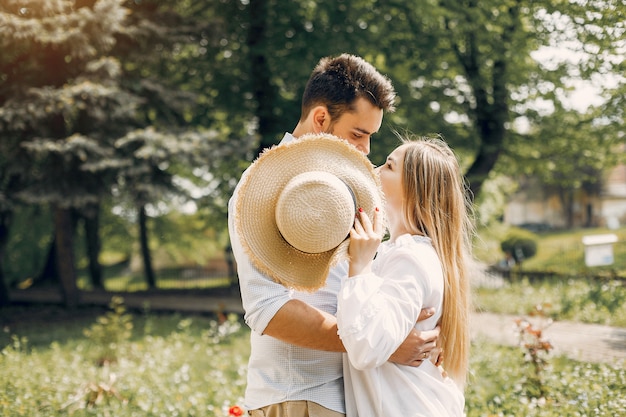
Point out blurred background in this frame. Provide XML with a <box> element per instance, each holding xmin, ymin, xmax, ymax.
<box><xmin>1</xmin><ymin>0</ymin><xmax>625</xmax><ymax>306</ymax></box>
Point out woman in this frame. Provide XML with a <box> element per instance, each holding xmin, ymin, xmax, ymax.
<box><xmin>336</xmin><ymin>136</ymin><xmax>474</xmax><ymax>416</ymax></box>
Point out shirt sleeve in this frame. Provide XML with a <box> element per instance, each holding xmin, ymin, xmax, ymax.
<box><xmin>228</xmin><ymin>190</ymin><xmax>291</xmax><ymax>335</ymax></box>
<box><xmin>336</xmin><ymin>247</ymin><xmax>431</xmax><ymax>370</ymax></box>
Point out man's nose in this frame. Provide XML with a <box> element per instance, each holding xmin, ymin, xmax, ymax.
<box><xmin>360</xmin><ymin>140</ymin><xmax>371</xmax><ymax>155</ymax></box>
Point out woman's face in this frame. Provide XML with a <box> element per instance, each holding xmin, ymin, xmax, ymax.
<box><xmin>377</xmin><ymin>145</ymin><xmax>407</xmax><ymax>213</ymax></box>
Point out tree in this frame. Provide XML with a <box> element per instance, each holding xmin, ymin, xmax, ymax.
<box><xmin>0</xmin><ymin>0</ymin><xmax>139</xmax><ymax>306</ymax></box>
<box><xmin>357</xmin><ymin>0</ymin><xmax>625</xmax><ymax>199</ymax></box>
<box><xmin>1</xmin><ymin>1</ymin><xmax>253</xmax><ymax>298</ymax></box>
<box><xmin>108</xmin><ymin>1</ymin><xmax>254</xmax><ymax>286</ymax></box>
<box><xmin>198</xmin><ymin>0</ymin><xmax>624</xmax><ymax>205</ymax></box>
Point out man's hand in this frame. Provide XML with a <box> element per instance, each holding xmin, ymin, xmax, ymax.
<box><xmin>389</xmin><ymin>307</ymin><xmax>440</xmax><ymax>367</ymax></box>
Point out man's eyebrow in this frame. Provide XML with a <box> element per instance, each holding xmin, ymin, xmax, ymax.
<box><xmin>355</xmin><ymin>127</ymin><xmax>376</xmax><ymax>135</ymax></box>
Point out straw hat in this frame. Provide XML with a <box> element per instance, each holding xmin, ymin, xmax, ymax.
<box><xmin>235</xmin><ymin>133</ymin><xmax>384</xmax><ymax>291</ymax></box>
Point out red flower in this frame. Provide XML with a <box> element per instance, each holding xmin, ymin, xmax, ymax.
<box><xmin>229</xmin><ymin>405</ymin><xmax>244</xmax><ymax>416</ymax></box>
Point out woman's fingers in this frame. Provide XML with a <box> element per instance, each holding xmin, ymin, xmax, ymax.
<box><xmin>352</xmin><ymin>215</ymin><xmax>364</xmax><ymax>235</ymax></box>
<box><xmin>357</xmin><ymin>208</ymin><xmax>373</xmax><ymax>233</ymax></box>
<box><xmin>373</xmin><ymin>207</ymin><xmax>383</xmax><ymax>236</ymax></box>
<box><xmin>356</xmin><ymin>208</ymin><xmax>383</xmax><ymax>240</ymax></box>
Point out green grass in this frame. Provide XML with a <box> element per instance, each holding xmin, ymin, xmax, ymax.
<box><xmin>473</xmin><ymin>225</ymin><xmax>626</xmax><ymax>327</ymax></box>
<box><xmin>76</xmin><ymin>265</ymin><xmax>233</xmax><ymax>292</ymax></box>
<box><xmin>466</xmin><ymin>336</ymin><xmax>626</xmax><ymax>417</ymax></box>
<box><xmin>1</xmin><ymin>306</ymin><xmax>249</xmax><ymax>417</ymax></box>
<box><xmin>522</xmin><ymin>227</ymin><xmax>626</xmax><ymax>275</ymax></box>
<box><xmin>1</xmin><ymin>305</ymin><xmax>624</xmax><ymax>417</ymax></box>
<box><xmin>4</xmin><ymin>227</ymin><xmax>624</xmax><ymax>415</ymax></box>
<box><xmin>474</xmin><ymin>224</ymin><xmax>626</xmax><ymax>276</ymax></box>
<box><xmin>474</xmin><ymin>277</ymin><xmax>626</xmax><ymax>327</ymax></box>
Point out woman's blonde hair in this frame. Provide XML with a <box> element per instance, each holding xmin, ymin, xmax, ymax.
<box><xmin>400</xmin><ymin>135</ymin><xmax>474</xmax><ymax>386</ymax></box>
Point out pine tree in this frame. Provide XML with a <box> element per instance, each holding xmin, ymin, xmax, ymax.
<box><xmin>0</xmin><ymin>0</ymin><xmax>141</xmax><ymax>305</ymax></box>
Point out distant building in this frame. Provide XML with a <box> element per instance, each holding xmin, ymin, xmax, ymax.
<box><xmin>504</xmin><ymin>162</ymin><xmax>626</xmax><ymax>230</ymax></box>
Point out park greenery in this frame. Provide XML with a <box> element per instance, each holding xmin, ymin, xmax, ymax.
<box><xmin>1</xmin><ymin>295</ymin><xmax>625</xmax><ymax>417</ymax></box>
<box><xmin>2</xmin><ymin>2</ymin><xmax>625</xmax><ymax>415</ymax></box>
<box><xmin>1</xmin><ymin>0</ymin><xmax>625</xmax><ymax>307</ymax></box>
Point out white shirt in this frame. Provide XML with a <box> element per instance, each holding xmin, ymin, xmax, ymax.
<box><xmin>337</xmin><ymin>234</ymin><xmax>465</xmax><ymax>417</ymax></box>
<box><xmin>228</xmin><ymin>132</ymin><xmax>345</xmax><ymax>413</ymax></box>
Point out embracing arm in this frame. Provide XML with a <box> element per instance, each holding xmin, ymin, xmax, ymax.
<box><xmin>265</xmin><ymin>299</ymin><xmax>437</xmax><ymax>355</ymax></box>
<box><xmin>231</xmin><ymin>201</ymin><xmax>437</xmax><ymax>357</ymax></box>
<box><xmin>389</xmin><ymin>324</ymin><xmax>440</xmax><ymax>366</ymax></box>
<box><xmin>264</xmin><ymin>299</ymin><xmax>345</xmax><ymax>351</ymax></box>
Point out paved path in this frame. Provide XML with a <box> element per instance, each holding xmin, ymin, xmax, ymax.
<box><xmin>8</xmin><ymin>288</ymin><xmax>626</xmax><ymax>365</ymax></box>
<box><xmin>471</xmin><ymin>311</ymin><xmax>626</xmax><ymax>364</ymax></box>
<box><xmin>470</xmin><ymin>267</ymin><xmax>626</xmax><ymax>364</ymax></box>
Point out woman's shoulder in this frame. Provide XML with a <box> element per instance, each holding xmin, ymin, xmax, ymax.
<box><xmin>387</xmin><ymin>234</ymin><xmax>440</xmax><ymax>270</ymax></box>
<box><xmin>395</xmin><ymin>234</ymin><xmax>433</xmax><ymax>249</ymax></box>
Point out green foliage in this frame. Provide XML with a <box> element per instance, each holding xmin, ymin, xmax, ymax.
<box><xmin>475</xmin><ymin>225</ymin><xmax>626</xmax><ymax>277</ymax></box>
<box><xmin>2</xmin><ymin>0</ymin><xmax>625</xmax><ymax>295</ymax></box>
<box><xmin>475</xmin><ymin>277</ymin><xmax>626</xmax><ymax>327</ymax></box>
<box><xmin>465</xmin><ymin>338</ymin><xmax>626</xmax><ymax>417</ymax></box>
<box><xmin>2</xmin><ymin>205</ymin><xmax>53</xmax><ymax>285</ymax></box>
<box><xmin>558</xmin><ymin>279</ymin><xmax>626</xmax><ymax>326</ymax></box>
<box><xmin>1</xmin><ymin>307</ymin><xmax>248</xmax><ymax>416</ymax></box>
<box><xmin>83</xmin><ymin>296</ymin><xmax>133</xmax><ymax>365</ymax></box>
<box><xmin>514</xmin><ymin>304</ymin><xmax>555</xmax><ymax>400</ymax></box>
<box><xmin>1</xmin><ymin>305</ymin><xmax>624</xmax><ymax>416</ymax></box>
<box><xmin>521</xmin><ymin>227</ymin><xmax>626</xmax><ymax>275</ymax></box>
<box><xmin>500</xmin><ymin>228</ymin><xmax>539</xmax><ymax>262</ymax></box>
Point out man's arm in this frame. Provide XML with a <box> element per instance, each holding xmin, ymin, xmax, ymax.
<box><xmin>264</xmin><ymin>301</ymin><xmax>440</xmax><ymax>362</ymax></box>
<box><xmin>263</xmin><ymin>299</ymin><xmax>345</xmax><ymax>351</ymax></box>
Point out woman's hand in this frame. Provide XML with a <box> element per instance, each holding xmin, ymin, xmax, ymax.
<box><xmin>348</xmin><ymin>207</ymin><xmax>383</xmax><ymax>277</ymax></box>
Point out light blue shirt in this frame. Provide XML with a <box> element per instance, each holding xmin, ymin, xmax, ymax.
<box><xmin>228</xmin><ymin>132</ymin><xmax>346</xmax><ymax>413</ymax></box>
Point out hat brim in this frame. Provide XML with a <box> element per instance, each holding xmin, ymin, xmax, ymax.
<box><xmin>235</xmin><ymin>133</ymin><xmax>384</xmax><ymax>291</ymax></box>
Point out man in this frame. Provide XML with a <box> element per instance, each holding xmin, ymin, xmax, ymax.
<box><xmin>228</xmin><ymin>54</ymin><xmax>440</xmax><ymax>417</ymax></box>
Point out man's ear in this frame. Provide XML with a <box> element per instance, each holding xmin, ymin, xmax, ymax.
<box><xmin>310</xmin><ymin>106</ymin><xmax>330</xmax><ymax>133</ymax></box>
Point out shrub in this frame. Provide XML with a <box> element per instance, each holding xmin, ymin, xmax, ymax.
<box><xmin>514</xmin><ymin>304</ymin><xmax>554</xmax><ymax>400</ymax></box>
<box><xmin>82</xmin><ymin>296</ymin><xmax>133</xmax><ymax>366</ymax></box>
<box><xmin>501</xmin><ymin>228</ymin><xmax>538</xmax><ymax>263</ymax></box>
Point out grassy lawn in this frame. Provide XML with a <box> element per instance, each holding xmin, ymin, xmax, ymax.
<box><xmin>2</xmin><ymin>226</ymin><xmax>625</xmax><ymax>416</ymax></box>
<box><xmin>474</xmin><ymin>224</ymin><xmax>626</xmax><ymax>275</ymax></box>
<box><xmin>474</xmin><ymin>276</ymin><xmax>626</xmax><ymax>327</ymax></box>
<box><xmin>1</xmin><ymin>302</ymin><xmax>625</xmax><ymax>417</ymax></box>
<box><xmin>1</xmin><ymin>303</ymin><xmax>249</xmax><ymax>417</ymax></box>
<box><xmin>522</xmin><ymin>226</ymin><xmax>626</xmax><ymax>275</ymax></box>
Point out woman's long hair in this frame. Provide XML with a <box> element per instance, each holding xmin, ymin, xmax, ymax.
<box><xmin>401</xmin><ymin>136</ymin><xmax>474</xmax><ymax>386</ymax></box>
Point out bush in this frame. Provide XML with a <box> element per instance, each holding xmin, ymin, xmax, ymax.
<box><xmin>82</xmin><ymin>296</ymin><xmax>133</xmax><ymax>366</ymax></box>
<box><xmin>0</xmin><ymin>307</ymin><xmax>248</xmax><ymax>417</ymax></box>
<box><xmin>501</xmin><ymin>228</ymin><xmax>538</xmax><ymax>263</ymax></box>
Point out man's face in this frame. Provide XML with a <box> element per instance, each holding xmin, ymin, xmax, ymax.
<box><xmin>327</xmin><ymin>97</ymin><xmax>383</xmax><ymax>156</ymax></box>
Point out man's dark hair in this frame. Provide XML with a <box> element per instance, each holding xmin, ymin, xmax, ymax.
<box><xmin>300</xmin><ymin>54</ymin><xmax>396</xmax><ymax>122</ymax></box>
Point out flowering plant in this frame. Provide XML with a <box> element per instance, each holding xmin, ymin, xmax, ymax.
<box><xmin>229</xmin><ymin>405</ymin><xmax>244</xmax><ymax>416</ymax></box>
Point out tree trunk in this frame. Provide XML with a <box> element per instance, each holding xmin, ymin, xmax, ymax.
<box><xmin>139</xmin><ymin>205</ymin><xmax>156</xmax><ymax>288</ymax></box>
<box><xmin>452</xmin><ymin>1</ymin><xmax>519</xmax><ymax>200</ymax></box>
<box><xmin>558</xmin><ymin>188</ymin><xmax>575</xmax><ymax>229</ymax></box>
<box><xmin>0</xmin><ymin>210</ymin><xmax>12</xmax><ymax>306</ymax></box>
<box><xmin>54</xmin><ymin>206</ymin><xmax>79</xmax><ymax>308</ymax></box>
<box><xmin>247</xmin><ymin>0</ymin><xmax>282</xmax><ymax>155</ymax></box>
<box><xmin>36</xmin><ymin>235</ymin><xmax>59</xmax><ymax>286</ymax></box>
<box><xmin>84</xmin><ymin>205</ymin><xmax>103</xmax><ymax>289</ymax></box>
